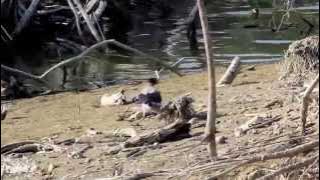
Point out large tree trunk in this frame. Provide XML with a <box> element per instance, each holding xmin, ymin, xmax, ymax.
<box><xmin>197</xmin><ymin>0</ymin><xmax>218</xmax><ymax>159</ymax></box>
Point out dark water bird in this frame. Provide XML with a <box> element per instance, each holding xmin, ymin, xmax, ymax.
<box><xmin>133</xmin><ymin>78</ymin><xmax>162</xmax><ymax>116</ymax></box>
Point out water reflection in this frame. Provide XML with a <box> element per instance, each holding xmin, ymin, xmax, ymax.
<box><xmin>13</xmin><ymin>0</ymin><xmax>320</xmax><ymax>91</ymax></box>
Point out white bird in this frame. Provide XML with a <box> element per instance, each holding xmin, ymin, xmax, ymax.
<box><xmin>100</xmin><ymin>89</ymin><xmax>127</xmax><ymax>106</ymax></box>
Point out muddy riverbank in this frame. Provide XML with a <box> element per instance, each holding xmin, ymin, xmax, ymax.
<box><xmin>2</xmin><ymin>63</ymin><xmax>318</xmax><ymax>179</ymax></box>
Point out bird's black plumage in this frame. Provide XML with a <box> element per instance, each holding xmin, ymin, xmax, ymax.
<box><xmin>132</xmin><ymin>78</ymin><xmax>162</xmax><ymax>108</ymax></box>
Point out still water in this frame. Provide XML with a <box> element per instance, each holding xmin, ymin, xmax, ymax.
<box><xmin>21</xmin><ymin>0</ymin><xmax>320</xmax><ymax>90</ymax></box>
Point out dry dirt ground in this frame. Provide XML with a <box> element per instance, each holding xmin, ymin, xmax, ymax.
<box><xmin>1</xmin><ymin>64</ymin><xmax>318</xmax><ymax>180</ymax></box>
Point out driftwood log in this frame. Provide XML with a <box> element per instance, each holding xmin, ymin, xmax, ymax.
<box><xmin>0</xmin><ymin>141</ymin><xmax>55</xmax><ymax>155</ymax></box>
<box><xmin>106</xmin><ymin>95</ymin><xmax>194</xmax><ymax>155</ymax></box>
<box><xmin>124</xmin><ymin>119</ymin><xmax>191</xmax><ymax>148</ymax></box>
<box><xmin>217</xmin><ymin>56</ymin><xmax>241</xmax><ymax>86</ymax></box>
<box><xmin>1</xmin><ymin>141</ymin><xmax>38</xmax><ymax>154</ymax></box>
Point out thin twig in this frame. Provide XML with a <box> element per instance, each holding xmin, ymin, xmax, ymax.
<box><xmin>205</xmin><ymin>140</ymin><xmax>319</xmax><ymax>179</ymax></box>
<box><xmin>258</xmin><ymin>155</ymin><xmax>319</xmax><ymax>180</ymax></box>
<box><xmin>301</xmin><ymin>74</ymin><xmax>319</xmax><ymax>133</ymax></box>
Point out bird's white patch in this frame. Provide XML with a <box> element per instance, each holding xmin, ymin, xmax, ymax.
<box><xmin>100</xmin><ymin>90</ymin><xmax>126</xmax><ymax>106</ymax></box>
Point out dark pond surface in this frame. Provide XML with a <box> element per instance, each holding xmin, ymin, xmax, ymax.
<box><xmin>13</xmin><ymin>0</ymin><xmax>320</xmax><ymax>90</ymax></box>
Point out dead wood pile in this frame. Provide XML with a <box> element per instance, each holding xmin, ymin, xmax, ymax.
<box><xmin>281</xmin><ymin>36</ymin><xmax>319</xmax><ymax>81</ymax></box>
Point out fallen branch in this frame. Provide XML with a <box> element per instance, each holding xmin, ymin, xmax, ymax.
<box><xmin>124</xmin><ymin>173</ymin><xmax>157</xmax><ymax>180</ymax></box>
<box><xmin>234</xmin><ymin>115</ymin><xmax>282</xmax><ymax>137</ymax></box>
<box><xmin>3</xmin><ymin>144</ymin><xmax>41</xmax><ymax>155</ymax></box>
<box><xmin>124</xmin><ymin>120</ymin><xmax>191</xmax><ymax>148</ymax></box>
<box><xmin>68</xmin><ymin>145</ymin><xmax>93</xmax><ymax>159</ymax></box>
<box><xmin>301</xmin><ymin>74</ymin><xmax>319</xmax><ymax>134</ymax></box>
<box><xmin>257</xmin><ymin>155</ymin><xmax>319</xmax><ymax>180</ymax></box>
<box><xmin>96</xmin><ymin>171</ymin><xmax>168</xmax><ymax>180</ymax></box>
<box><xmin>1</xmin><ymin>64</ymin><xmax>49</xmax><ymax>85</ymax></box>
<box><xmin>264</xmin><ymin>99</ymin><xmax>284</xmax><ymax>109</ymax></box>
<box><xmin>106</xmin><ymin>95</ymin><xmax>194</xmax><ymax>154</ymax></box>
<box><xmin>207</xmin><ymin>140</ymin><xmax>319</xmax><ymax>179</ymax></box>
<box><xmin>1</xmin><ymin>141</ymin><xmax>38</xmax><ymax>154</ymax></box>
<box><xmin>217</xmin><ymin>56</ymin><xmax>241</xmax><ymax>86</ymax></box>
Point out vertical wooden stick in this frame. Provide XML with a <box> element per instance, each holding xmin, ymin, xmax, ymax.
<box><xmin>301</xmin><ymin>74</ymin><xmax>319</xmax><ymax>134</ymax></box>
<box><xmin>197</xmin><ymin>0</ymin><xmax>218</xmax><ymax>159</ymax></box>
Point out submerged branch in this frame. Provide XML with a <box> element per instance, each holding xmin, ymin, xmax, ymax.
<box><xmin>1</xmin><ymin>39</ymin><xmax>182</xmax><ymax>87</ymax></box>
